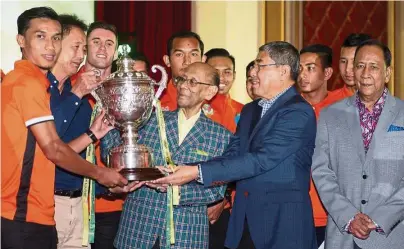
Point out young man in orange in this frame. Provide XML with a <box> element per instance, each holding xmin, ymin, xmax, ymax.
<box><xmin>160</xmin><ymin>31</ymin><xmax>206</xmax><ymax>111</ymax></box>
<box><xmin>1</xmin><ymin>7</ymin><xmax>126</xmax><ymax>249</ymax></box>
<box><xmin>298</xmin><ymin>44</ymin><xmax>345</xmax><ymax>246</ymax></box>
<box><xmin>333</xmin><ymin>33</ymin><xmax>372</xmax><ymax>99</ymax></box>
<box><xmin>246</xmin><ymin>60</ymin><xmax>257</xmax><ymax>100</ymax></box>
<box><xmin>203</xmin><ymin>48</ymin><xmax>244</xmax><ymax>249</ymax></box>
<box><xmin>0</xmin><ymin>69</ymin><xmax>5</xmax><ymax>82</ymax></box>
<box><xmin>72</xmin><ymin>21</ymin><xmax>125</xmax><ymax>249</ymax></box>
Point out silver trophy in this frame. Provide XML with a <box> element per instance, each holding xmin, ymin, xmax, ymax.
<box><xmin>92</xmin><ymin>45</ymin><xmax>167</xmax><ymax>181</ymax></box>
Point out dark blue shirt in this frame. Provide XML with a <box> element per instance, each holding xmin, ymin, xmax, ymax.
<box><xmin>48</xmin><ymin>72</ymin><xmax>92</xmax><ymax>190</ymax></box>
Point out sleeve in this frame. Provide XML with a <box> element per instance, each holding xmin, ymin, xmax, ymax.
<box><xmin>311</xmin><ymin>112</ymin><xmax>359</xmax><ymax>233</ymax></box>
<box><xmin>201</xmin><ymin>105</ymin><xmax>316</xmax><ymax>186</ymax></box>
<box><xmin>15</xmin><ymin>77</ymin><xmax>54</xmax><ymax>127</ymax></box>
<box><xmin>178</xmin><ymin>130</ymin><xmax>231</xmax><ymax>206</ymax></box>
<box><xmin>50</xmin><ymin>90</ymin><xmax>82</xmax><ymax>136</ymax></box>
<box><xmin>100</xmin><ymin>129</ymin><xmax>122</xmax><ymax>165</ymax></box>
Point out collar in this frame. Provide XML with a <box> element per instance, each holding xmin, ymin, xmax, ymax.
<box><xmin>258</xmin><ymin>85</ymin><xmax>292</xmax><ymax>107</ymax></box>
<box><xmin>355</xmin><ymin>87</ymin><xmax>388</xmax><ymax>111</ymax></box>
<box><xmin>14</xmin><ymin>60</ymin><xmax>50</xmax><ymax>88</ymax></box>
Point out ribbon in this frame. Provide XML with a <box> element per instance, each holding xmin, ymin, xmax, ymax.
<box><xmin>155</xmin><ymin>100</ymin><xmax>179</xmax><ymax>247</ymax></box>
<box><xmin>81</xmin><ymin>103</ymin><xmax>100</xmax><ymax>245</ymax></box>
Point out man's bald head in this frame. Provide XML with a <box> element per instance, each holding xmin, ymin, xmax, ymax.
<box><xmin>184</xmin><ymin>62</ymin><xmax>220</xmax><ymax>87</ymax></box>
<box><xmin>176</xmin><ymin>62</ymin><xmax>219</xmax><ymax>110</ymax></box>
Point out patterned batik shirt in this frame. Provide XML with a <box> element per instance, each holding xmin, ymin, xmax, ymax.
<box><xmin>355</xmin><ymin>87</ymin><xmax>387</xmax><ymax>153</ymax></box>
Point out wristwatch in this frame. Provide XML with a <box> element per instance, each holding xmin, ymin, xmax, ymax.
<box><xmin>86</xmin><ymin>129</ymin><xmax>98</xmax><ymax>143</ymax></box>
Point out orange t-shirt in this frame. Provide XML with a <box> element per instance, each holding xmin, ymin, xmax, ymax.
<box><xmin>1</xmin><ymin>60</ymin><xmax>56</xmax><ymax>225</ymax></box>
<box><xmin>331</xmin><ymin>84</ymin><xmax>355</xmax><ymax>100</ymax></box>
<box><xmin>304</xmin><ymin>91</ymin><xmax>346</xmax><ymax>227</ymax></box>
<box><xmin>0</xmin><ymin>69</ymin><xmax>5</xmax><ymax>82</ymax></box>
<box><xmin>160</xmin><ymin>79</ymin><xmax>177</xmax><ymax>111</ymax></box>
<box><xmin>71</xmin><ymin>67</ymin><xmax>124</xmax><ymax>213</ymax></box>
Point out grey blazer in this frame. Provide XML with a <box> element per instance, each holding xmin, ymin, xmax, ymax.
<box><xmin>312</xmin><ymin>92</ymin><xmax>404</xmax><ymax>249</ymax></box>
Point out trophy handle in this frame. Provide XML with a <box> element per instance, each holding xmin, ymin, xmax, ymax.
<box><xmin>150</xmin><ymin>65</ymin><xmax>168</xmax><ymax>107</ymax></box>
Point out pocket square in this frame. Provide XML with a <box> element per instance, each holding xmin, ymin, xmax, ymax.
<box><xmin>388</xmin><ymin>124</ymin><xmax>404</xmax><ymax>132</ymax></box>
<box><xmin>194</xmin><ymin>149</ymin><xmax>209</xmax><ymax>156</ymax></box>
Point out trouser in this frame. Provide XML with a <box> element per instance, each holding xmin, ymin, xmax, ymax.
<box><xmin>209</xmin><ymin>208</ymin><xmax>231</xmax><ymax>249</ymax></box>
<box><xmin>54</xmin><ymin>195</ymin><xmax>89</xmax><ymax>249</ymax></box>
<box><xmin>92</xmin><ymin>211</ymin><xmax>122</xmax><ymax>249</ymax></box>
<box><xmin>1</xmin><ymin>217</ymin><xmax>57</xmax><ymax>249</ymax></box>
<box><xmin>315</xmin><ymin>226</ymin><xmax>326</xmax><ymax>247</ymax></box>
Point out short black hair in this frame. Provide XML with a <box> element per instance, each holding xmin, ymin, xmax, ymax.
<box><xmin>259</xmin><ymin>41</ymin><xmax>300</xmax><ymax>82</ymax></box>
<box><xmin>354</xmin><ymin>39</ymin><xmax>392</xmax><ymax>67</ymax></box>
<box><xmin>87</xmin><ymin>21</ymin><xmax>118</xmax><ymax>39</ymax></box>
<box><xmin>129</xmin><ymin>51</ymin><xmax>150</xmax><ymax>70</ymax></box>
<box><xmin>300</xmin><ymin>44</ymin><xmax>333</xmax><ymax>69</ymax></box>
<box><xmin>59</xmin><ymin>14</ymin><xmax>87</xmax><ymax>36</ymax></box>
<box><xmin>205</xmin><ymin>48</ymin><xmax>236</xmax><ymax>71</ymax></box>
<box><xmin>211</xmin><ymin>70</ymin><xmax>220</xmax><ymax>87</ymax></box>
<box><xmin>17</xmin><ymin>7</ymin><xmax>60</xmax><ymax>35</ymax></box>
<box><xmin>246</xmin><ymin>60</ymin><xmax>255</xmax><ymax>78</ymax></box>
<box><xmin>167</xmin><ymin>31</ymin><xmax>204</xmax><ymax>56</ymax></box>
<box><xmin>342</xmin><ymin>33</ymin><xmax>372</xmax><ymax>48</ymax></box>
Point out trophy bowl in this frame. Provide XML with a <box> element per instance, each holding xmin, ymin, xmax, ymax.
<box><xmin>92</xmin><ymin>45</ymin><xmax>167</xmax><ymax>181</ymax></box>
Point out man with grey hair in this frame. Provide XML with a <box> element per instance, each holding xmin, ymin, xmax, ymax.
<box><xmin>154</xmin><ymin>41</ymin><xmax>317</xmax><ymax>249</ymax></box>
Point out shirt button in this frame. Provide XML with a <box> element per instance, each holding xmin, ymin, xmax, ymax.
<box><xmin>362</xmin><ymin>175</ymin><xmax>368</xmax><ymax>179</ymax></box>
<box><xmin>361</xmin><ymin>200</ymin><xmax>367</xmax><ymax>204</ymax></box>
<box><xmin>54</xmin><ymin>80</ymin><xmax>57</xmax><ymax>84</ymax></box>
<box><xmin>244</xmin><ymin>191</ymin><xmax>249</xmax><ymax>197</ymax></box>
<box><xmin>50</xmin><ymin>85</ymin><xmax>53</xmax><ymax>88</ymax></box>
<box><xmin>75</xmin><ymin>102</ymin><xmax>79</xmax><ymax>106</ymax></box>
<box><xmin>64</xmin><ymin>120</ymin><xmax>67</xmax><ymax>123</ymax></box>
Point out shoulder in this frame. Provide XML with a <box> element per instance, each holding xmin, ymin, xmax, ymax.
<box><xmin>231</xmin><ymin>98</ymin><xmax>244</xmax><ymax>112</ymax></box>
<box><xmin>200</xmin><ymin>114</ymin><xmax>232</xmax><ymax>138</ymax></box>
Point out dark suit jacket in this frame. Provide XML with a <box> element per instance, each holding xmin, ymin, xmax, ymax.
<box><xmin>201</xmin><ymin>86</ymin><xmax>317</xmax><ymax>249</ymax></box>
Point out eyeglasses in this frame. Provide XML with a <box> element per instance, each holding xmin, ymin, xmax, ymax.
<box><xmin>173</xmin><ymin>76</ymin><xmax>216</xmax><ymax>88</ymax></box>
<box><xmin>252</xmin><ymin>63</ymin><xmax>278</xmax><ymax>72</ymax></box>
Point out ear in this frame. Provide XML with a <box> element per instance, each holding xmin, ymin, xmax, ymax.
<box><xmin>202</xmin><ymin>55</ymin><xmax>207</xmax><ymax>63</ymax></box>
<box><xmin>163</xmin><ymin>55</ymin><xmax>170</xmax><ymax>68</ymax></box>
<box><xmin>280</xmin><ymin>65</ymin><xmax>290</xmax><ymax>80</ymax></box>
<box><xmin>233</xmin><ymin>71</ymin><xmax>236</xmax><ymax>81</ymax></box>
<box><xmin>324</xmin><ymin>67</ymin><xmax>333</xmax><ymax>81</ymax></box>
<box><xmin>204</xmin><ymin>85</ymin><xmax>218</xmax><ymax>101</ymax></box>
<box><xmin>16</xmin><ymin>34</ymin><xmax>25</xmax><ymax>49</ymax></box>
<box><xmin>385</xmin><ymin>66</ymin><xmax>392</xmax><ymax>83</ymax></box>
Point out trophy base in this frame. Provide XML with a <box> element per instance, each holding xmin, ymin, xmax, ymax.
<box><xmin>120</xmin><ymin>168</ymin><xmax>165</xmax><ymax>181</ymax></box>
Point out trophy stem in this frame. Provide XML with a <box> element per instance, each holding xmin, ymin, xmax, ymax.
<box><xmin>121</xmin><ymin>124</ymin><xmax>139</xmax><ymax>146</ymax></box>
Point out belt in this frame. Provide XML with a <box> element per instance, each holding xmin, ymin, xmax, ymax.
<box><xmin>54</xmin><ymin>189</ymin><xmax>82</xmax><ymax>198</ymax></box>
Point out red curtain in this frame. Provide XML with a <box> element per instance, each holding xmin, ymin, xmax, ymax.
<box><xmin>95</xmin><ymin>1</ymin><xmax>191</xmax><ymax>80</ymax></box>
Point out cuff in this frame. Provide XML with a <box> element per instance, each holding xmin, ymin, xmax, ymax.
<box><xmin>196</xmin><ymin>164</ymin><xmax>204</xmax><ymax>184</ymax></box>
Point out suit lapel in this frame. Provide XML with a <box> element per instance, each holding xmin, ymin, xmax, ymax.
<box><xmin>363</xmin><ymin>94</ymin><xmax>398</xmax><ymax>170</ymax></box>
<box><xmin>248</xmin><ymin>87</ymin><xmax>298</xmax><ymax>143</ymax></box>
<box><xmin>345</xmin><ymin>95</ymin><xmax>366</xmax><ymax>165</ymax></box>
<box><xmin>164</xmin><ymin>111</ymin><xmax>180</xmax><ymax>156</ymax></box>
<box><xmin>172</xmin><ymin>113</ymin><xmax>205</xmax><ymax>159</ymax></box>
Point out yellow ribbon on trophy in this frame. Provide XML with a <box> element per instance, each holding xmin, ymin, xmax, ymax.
<box><xmin>155</xmin><ymin>100</ymin><xmax>179</xmax><ymax>246</ymax></box>
<box><xmin>81</xmin><ymin>103</ymin><xmax>100</xmax><ymax>246</ymax></box>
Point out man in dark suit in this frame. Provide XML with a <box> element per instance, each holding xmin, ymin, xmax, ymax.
<box><xmin>154</xmin><ymin>41</ymin><xmax>317</xmax><ymax>249</ymax></box>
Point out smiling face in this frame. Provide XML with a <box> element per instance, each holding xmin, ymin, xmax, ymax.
<box><xmin>86</xmin><ymin>28</ymin><xmax>116</xmax><ymax>69</ymax></box>
<box><xmin>207</xmin><ymin>56</ymin><xmax>235</xmax><ymax>95</ymax></box>
<box><xmin>17</xmin><ymin>18</ymin><xmax>62</xmax><ymax>73</ymax></box>
<box><xmin>354</xmin><ymin>45</ymin><xmax>391</xmax><ymax>102</ymax></box>
<box><xmin>53</xmin><ymin>27</ymin><xmax>86</xmax><ymax>77</ymax></box>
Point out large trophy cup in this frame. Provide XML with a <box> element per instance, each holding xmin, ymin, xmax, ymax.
<box><xmin>92</xmin><ymin>45</ymin><xmax>167</xmax><ymax>181</ymax></box>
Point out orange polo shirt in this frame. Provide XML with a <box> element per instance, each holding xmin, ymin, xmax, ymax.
<box><xmin>0</xmin><ymin>69</ymin><xmax>5</xmax><ymax>82</ymax></box>
<box><xmin>160</xmin><ymin>79</ymin><xmax>177</xmax><ymax>111</ymax></box>
<box><xmin>71</xmin><ymin>67</ymin><xmax>124</xmax><ymax>213</ymax></box>
<box><xmin>331</xmin><ymin>84</ymin><xmax>355</xmax><ymax>100</ymax></box>
<box><xmin>304</xmin><ymin>91</ymin><xmax>346</xmax><ymax>227</ymax></box>
<box><xmin>2</xmin><ymin>60</ymin><xmax>56</xmax><ymax>225</ymax></box>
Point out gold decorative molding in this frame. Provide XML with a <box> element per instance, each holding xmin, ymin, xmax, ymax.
<box><xmin>393</xmin><ymin>1</ymin><xmax>404</xmax><ymax>99</ymax></box>
<box><xmin>264</xmin><ymin>1</ymin><xmax>285</xmax><ymax>42</ymax></box>
<box><xmin>387</xmin><ymin>0</ymin><xmax>395</xmax><ymax>95</ymax></box>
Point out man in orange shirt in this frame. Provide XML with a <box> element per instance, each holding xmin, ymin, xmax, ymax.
<box><xmin>298</xmin><ymin>44</ymin><xmax>345</xmax><ymax>246</ymax></box>
<box><xmin>70</xmin><ymin>21</ymin><xmax>125</xmax><ymax>249</ymax></box>
<box><xmin>160</xmin><ymin>31</ymin><xmax>206</xmax><ymax>111</ymax></box>
<box><xmin>333</xmin><ymin>33</ymin><xmax>372</xmax><ymax>99</ymax></box>
<box><xmin>1</xmin><ymin>7</ymin><xmax>126</xmax><ymax>249</ymax></box>
<box><xmin>0</xmin><ymin>69</ymin><xmax>5</xmax><ymax>82</ymax></box>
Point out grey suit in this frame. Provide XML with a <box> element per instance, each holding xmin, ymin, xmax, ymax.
<box><xmin>312</xmin><ymin>92</ymin><xmax>404</xmax><ymax>249</ymax></box>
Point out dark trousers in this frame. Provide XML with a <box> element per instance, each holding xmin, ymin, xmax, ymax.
<box><xmin>316</xmin><ymin>226</ymin><xmax>326</xmax><ymax>247</ymax></box>
<box><xmin>209</xmin><ymin>208</ymin><xmax>231</xmax><ymax>249</ymax></box>
<box><xmin>227</xmin><ymin>220</ymin><xmax>255</xmax><ymax>249</ymax></box>
<box><xmin>92</xmin><ymin>211</ymin><xmax>122</xmax><ymax>249</ymax></box>
<box><xmin>1</xmin><ymin>217</ymin><xmax>57</xmax><ymax>249</ymax></box>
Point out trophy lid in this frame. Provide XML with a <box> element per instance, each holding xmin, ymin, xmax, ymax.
<box><xmin>103</xmin><ymin>44</ymin><xmax>152</xmax><ymax>83</ymax></box>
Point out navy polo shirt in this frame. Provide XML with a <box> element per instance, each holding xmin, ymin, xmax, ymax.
<box><xmin>48</xmin><ymin>72</ymin><xmax>92</xmax><ymax>190</ymax></box>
